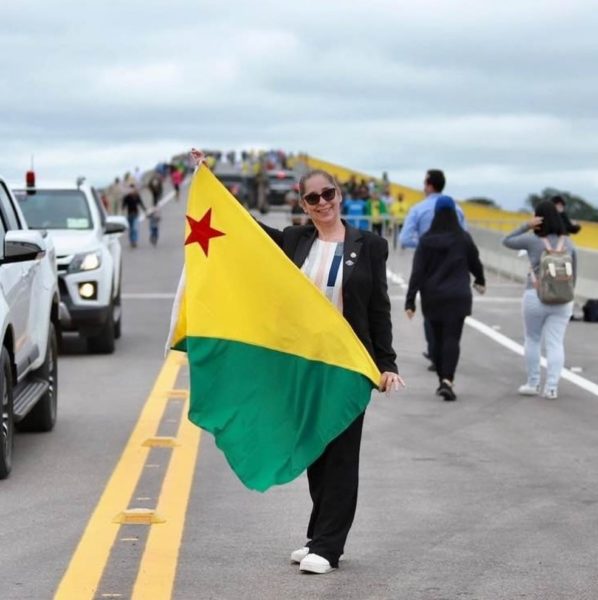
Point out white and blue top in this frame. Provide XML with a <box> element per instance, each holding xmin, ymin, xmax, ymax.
<box><xmin>301</xmin><ymin>240</ymin><xmax>344</xmax><ymax>311</ymax></box>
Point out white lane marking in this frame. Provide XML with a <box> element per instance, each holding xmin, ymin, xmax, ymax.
<box><xmin>388</xmin><ymin>268</ymin><xmax>598</xmax><ymax>397</ymax></box>
<box><xmin>466</xmin><ymin>316</ymin><xmax>598</xmax><ymax>397</ymax></box>
<box><xmin>123</xmin><ymin>293</ymin><xmax>176</xmax><ymax>300</ymax></box>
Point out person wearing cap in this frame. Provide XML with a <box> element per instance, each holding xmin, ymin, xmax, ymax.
<box><xmin>551</xmin><ymin>195</ymin><xmax>582</xmax><ymax>235</ymax></box>
<box><xmin>404</xmin><ymin>195</ymin><xmax>485</xmax><ymax>401</ymax></box>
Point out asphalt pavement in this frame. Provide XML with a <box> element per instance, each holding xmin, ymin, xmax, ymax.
<box><xmin>2</xmin><ymin>182</ymin><xmax>598</xmax><ymax>600</ymax></box>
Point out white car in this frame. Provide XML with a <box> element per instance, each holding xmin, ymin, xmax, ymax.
<box><xmin>13</xmin><ymin>176</ymin><xmax>127</xmax><ymax>354</ymax></box>
<box><xmin>0</xmin><ymin>176</ymin><xmax>60</xmax><ymax>478</ymax></box>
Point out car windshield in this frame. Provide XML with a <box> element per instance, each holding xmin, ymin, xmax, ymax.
<box><xmin>14</xmin><ymin>189</ymin><xmax>92</xmax><ymax>230</ymax></box>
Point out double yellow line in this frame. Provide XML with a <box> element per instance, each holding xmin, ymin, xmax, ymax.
<box><xmin>54</xmin><ymin>351</ymin><xmax>201</xmax><ymax>599</ymax></box>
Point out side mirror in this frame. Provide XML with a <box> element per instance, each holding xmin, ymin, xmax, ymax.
<box><xmin>2</xmin><ymin>230</ymin><xmax>46</xmax><ymax>264</ymax></box>
<box><xmin>104</xmin><ymin>215</ymin><xmax>128</xmax><ymax>234</ymax></box>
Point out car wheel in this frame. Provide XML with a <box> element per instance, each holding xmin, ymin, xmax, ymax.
<box><xmin>87</xmin><ymin>305</ymin><xmax>115</xmax><ymax>354</ymax></box>
<box><xmin>0</xmin><ymin>347</ymin><xmax>14</xmax><ymax>479</ymax></box>
<box><xmin>17</xmin><ymin>323</ymin><xmax>58</xmax><ymax>432</ymax></box>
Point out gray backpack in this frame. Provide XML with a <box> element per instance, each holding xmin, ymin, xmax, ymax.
<box><xmin>531</xmin><ymin>237</ymin><xmax>574</xmax><ymax>304</ymax></box>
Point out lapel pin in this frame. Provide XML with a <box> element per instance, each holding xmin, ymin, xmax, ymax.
<box><xmin>350</xmin><ymin>252</ymin><xmax>357</xmax><ymax>258</ymax></box>
<box><xmin>345</xmin><ymin>259</ymin><xmax>354</xmax><ymax>266</ymax></box>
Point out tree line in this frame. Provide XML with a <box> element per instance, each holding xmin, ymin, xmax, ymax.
<box><xmin>465</xmin><ymin>189</ymin><xmax>598</xmax><ymax>222</ymax></box>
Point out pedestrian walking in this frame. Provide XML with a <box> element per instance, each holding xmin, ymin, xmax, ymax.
<box><xmin>366</xmin><ymin>192</ymin><xmax>388</xmax><ymax>236</ymax></box>
<box><xmin>190</xmin><ymin>149</ymin><xmax>404</xmax><ymax>575</ymax></box>
<box><xmin>105</xmin><ymin>177</ymin><xmax>123</xmax><ymax>214</ymax></box>
<box><xmin>399</xmin><ymin>170</ymin><xmax>467</xmax><ymax>370</ymax></box>
<box><xmin>389</xmin><ymin>193</ymin><xmax>409</xmax><ymax>247</ymax></box>
<box><xmin>148</xmin><ymin>173</ymin><xmax>163</xmax><ymax>207</ymax></box>
<box><xmin>502</xmin><ymin>201</ymin><xmax>577</xmax><ymax>399</ymax></box>
<box><xmin>404</xmin><ymin>196</ymin><xmax>485</xmax><ymax>401</ymax></box>
<box><xmin>171</xmin><ymin>167</ymin><xmax>183</xmax><ymax>200</ymax></box>
<box><xmin>342</xmin><ymin>193</ymin><xmax>368</xmax><ymax>230</ymax></box>
<box><xmin>148</xmin><ymin>207</ymin><xmax>161</xmax><ymax>246</ymax></box>
<box><xmin>121</xmin><ymin>183</ymin><xmax>147</xmax><ymax>248</ymax></box>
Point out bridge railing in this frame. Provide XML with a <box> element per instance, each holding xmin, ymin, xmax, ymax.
<box><xmin>467</xmin><ymin>221</ymin><xmax>597</xmax><ymax>303</ymax></box>
<box><xmin>288</xmin><ymin>213</ymin><xmax>597</xmax><ymax>303</ymax></box>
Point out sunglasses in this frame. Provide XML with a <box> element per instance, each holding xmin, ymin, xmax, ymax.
<box><xmin>303</xmin><ymin>187</ymin><xmax>336</xmax><ymax>206</ymax></box>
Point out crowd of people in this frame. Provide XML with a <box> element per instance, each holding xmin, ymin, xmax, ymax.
<box><xmin>288</xmin><ymin>173</ymin><xmax>410</xmax><ymax>247</ymax></box>
<box><xmin>193</xmin><ymin>149</ymin><xmax>584</xmax><ymax>576</ymax></box>
<box><xmin>185</xmin><ymin>149</ymin><xmax>581</xmax><ymax>576</ymax></box>
<box><xmin>101</xmin><ymin>158</ymin><xmax>193</xmax><ymax>248</ymax></box>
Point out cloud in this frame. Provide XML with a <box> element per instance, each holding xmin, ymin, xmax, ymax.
<box><xmin>1</xmin><ymin>0</ymin><xmax>597</xmax><ymax>208</ymax></box>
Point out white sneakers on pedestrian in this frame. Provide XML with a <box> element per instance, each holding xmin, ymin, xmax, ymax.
<box><xmin>517</xmin><ymin>383</ymin><xmax>558</xmax><ymax>399</ymax></box>
<box><xmin>518</xmin><ymin>383</ymin><xmax>540</xmax><ymax>396</ymax></box>
<box><xmin>299</xmin><ymin>553</ymin><xmax>335</xmax><ymax>574</ymax></box>
<box><xmin>290</xmin><ymin>547</ymin><xmax>310</xmax><ymax>564</ymax></box>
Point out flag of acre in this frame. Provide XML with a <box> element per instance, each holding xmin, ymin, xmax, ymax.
<box><xmin>170</xmin><ymin>167</ymin><xmax>380</xmax><ymax>492</ymax></box>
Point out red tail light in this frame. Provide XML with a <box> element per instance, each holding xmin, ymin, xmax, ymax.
<box><xmin>26</xmin><ymin>170</ymin><xmax>36</xmax><ymax>188</ymax></box>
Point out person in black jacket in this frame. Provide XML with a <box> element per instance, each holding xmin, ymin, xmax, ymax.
<box><xmin>551</xmin><ymin>195</ymin><xmax>582</xmax><ymax>235</ymax></box>
<box><xmin>189</xmin><ymin>149</ymin><xmax>404</xmax><ymax>574</ymax></box>
<box><xmin>405</xmin><ymin>195</ymin><xmax>485</xmax><ymax>401</ymax></box>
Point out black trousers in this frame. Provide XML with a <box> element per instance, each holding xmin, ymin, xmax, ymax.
<box><xmin>305</xmin><ymin>412</ymin><xmax>365</xmax><ymax>567</ymax></box>
<box><xmin>429</xmin><ymin>317</ymin><xmax>466</xmax><ymax>382</ymax></box>
<box><xmin>424</xmin><ymin>318</ymin><xmax>436</xmax><ymax>361</ymax></box>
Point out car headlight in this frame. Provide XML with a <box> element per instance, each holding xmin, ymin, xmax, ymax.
<box><xmin>68</xmin><ymin>251</ymin><xmax>102</xmax><ymax>273</ymax></box>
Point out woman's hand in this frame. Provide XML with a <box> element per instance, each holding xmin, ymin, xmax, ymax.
<box><xmin>405</xmin><ymin>309</ymin><xmax>415</xmax><ymax>320</ymax></box>
<box><xmin>190</xmin><ymin>148</ymin><xmax>207</xmax><ymax>168</ymax></box>
<box><xmin>379</xmin><ymin>371</ymin><xmax>406</xmax><ymax>393</ymax></box>
<box><xmin>473</xmin><ymin>283</ymin><xmax>486</xmax><ymax>295</ymax></box>
<box><xmin>528</xmin><ymin>216</ymin><xmax>543</xmax><ymax>230</ymax></box>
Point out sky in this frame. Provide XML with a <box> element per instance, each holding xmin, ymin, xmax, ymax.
<box><xmin>2</xmin><ymin>0</ymin><xmax>598</xmax><ymax>210</ymax></box>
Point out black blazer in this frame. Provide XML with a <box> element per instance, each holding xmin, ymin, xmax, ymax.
<box><xmin>261</xmin><ymin>221</ymin><xmax>398</xmax><ymax>374</ymax></box>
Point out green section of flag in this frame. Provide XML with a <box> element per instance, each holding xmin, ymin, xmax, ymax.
<box><xmin>185</xmin><ymin>337</ymin><xmax>374</xmax><ymax>492</ymax></box>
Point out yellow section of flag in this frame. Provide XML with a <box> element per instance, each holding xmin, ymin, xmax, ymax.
<box><xmin>170</xmin><ymin>166</ymin><xmax>380</xmax><ymax>386</ymax></box>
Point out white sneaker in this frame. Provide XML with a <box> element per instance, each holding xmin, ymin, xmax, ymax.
<box><xmin>518</xmin><ymin>383</ymin><xmax>540</xmax><ymax>396</ymax></box>
<box><xmin>543</xmin><ymin>388</ymin><xmax>558</xmax><ymax>399</ymax></box>
<box><xmin>290</xmin><ymin>547</ymin><xmax>310</xmax><ymax>564</ymax></box>
<box><xmin>299</xmin><ymin>553</ymin><xmax>335</xmax><ymax>574</ymax></box>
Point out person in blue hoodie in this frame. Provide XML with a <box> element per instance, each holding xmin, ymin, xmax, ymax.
<box><xmin>404</xmin><ymin>196</ymin><xmax>485</xmax><ymax>401</ymax></box>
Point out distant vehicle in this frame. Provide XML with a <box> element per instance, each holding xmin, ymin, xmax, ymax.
<box><xmin>266</xmin><ymin>169</ymin><xmax>297</xmax><ymax>206</ymax></box>
<box><xmin>13</xmin><ymin>174</ymin><xmax>128</xmax><ymax>354</ymax></box>
<box><xmin>214</xmin><ymin>166</ymin><xmax>257</xmax><ymax>209</ymax></box>
<box><xmin>0</xmin><ymin>175</ymin><xmax>60</xmax><ymax>478</ymax></box>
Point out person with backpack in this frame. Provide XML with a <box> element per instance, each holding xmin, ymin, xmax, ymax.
<box><xmin>502</xmin><ymin>200</ymin><xmax>577</xmax><ymax>399</ymax></box>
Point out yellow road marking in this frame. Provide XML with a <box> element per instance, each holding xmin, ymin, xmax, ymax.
<box><xmin>53</xmin><ymin>352</ymin><xmax>183</xmax><ymax>600</ymax></box>
<box><xmin>132</xmin><ymin>401</ymin><xmax>201</xmax><ymax>599</ymax></box>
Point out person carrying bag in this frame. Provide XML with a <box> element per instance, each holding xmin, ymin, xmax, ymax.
<box><xmin>502</xmin><ymin>201</ymin><xmax>577</xmax><ymax>400</ymax></box>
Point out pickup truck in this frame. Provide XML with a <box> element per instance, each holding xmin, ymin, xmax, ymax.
<box><xmin>0</xmin><ymin>176</ymin><xmax>60</xmax><ymax>479</ymax></box>
<box><xmin>14</xmin><ymin>176</ymin><xmax>127</xmax><ymax>354</ymax></box>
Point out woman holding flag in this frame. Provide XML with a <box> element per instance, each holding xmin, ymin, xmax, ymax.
<box><xmin>189</xmin><ymin>149</ymin><xmax>404</xmax><ymax>574</ymax></box>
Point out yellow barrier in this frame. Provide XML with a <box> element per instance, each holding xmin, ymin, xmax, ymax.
<box><xmin>302</xmin><ymin>155</ymin><xmax>424</xmax><ymax>207</ymax></box>
<box><xmin>299</xmin><ymin>154</ymin><xmax>598</xmax><ymax>250</ymax></box>
<box><xmin>460</xmin><ymin>203</ymin><xmax>598</xmax><ymax>249</ymax></box>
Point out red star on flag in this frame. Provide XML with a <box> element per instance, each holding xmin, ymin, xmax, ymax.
<box><xmin>185</xmin><ymin>208</ymin><xmax>225</xmax><ymax>256</ymax></box>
